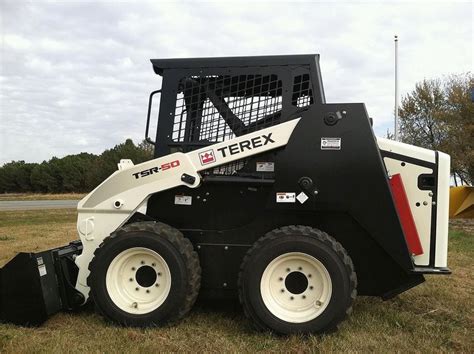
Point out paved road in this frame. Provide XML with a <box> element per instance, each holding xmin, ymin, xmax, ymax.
<box><xmin>0</xmin><ymin>200</ymin><xmax>78</xmax><ymax>211</ymax></box>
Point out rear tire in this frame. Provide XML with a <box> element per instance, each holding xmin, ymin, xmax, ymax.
<box><xmin>88</xmin><ymin>221</ymin><xmax>201</xmax><ymax>327</ymax></box>
<box><xmin>238</xmin><ymin>225</ymin><xmax>356</xmax><ymax>334</ymax></box>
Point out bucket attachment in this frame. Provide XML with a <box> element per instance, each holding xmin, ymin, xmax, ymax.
<box><xmin>0</xmin><ymin>241</ymin><xmax>83</xmax><ymax>326</ymax></box>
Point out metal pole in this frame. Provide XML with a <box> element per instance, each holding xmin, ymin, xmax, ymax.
<box><xmin>394</xmin><ymin>35</ymin><xmax>399</xmax><ymax>141</ymax></box>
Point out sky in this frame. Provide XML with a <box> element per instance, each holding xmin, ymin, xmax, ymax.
<box><xmin>0</xmin><ymin>0</ymin><xmax>472</xmax><ymax>165</ymax></box>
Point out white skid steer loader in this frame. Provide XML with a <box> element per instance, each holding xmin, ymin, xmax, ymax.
<box><xmin>0</xmin><ymin>55</ymin><xmax>450</xmax><ymax>335</ymax></box>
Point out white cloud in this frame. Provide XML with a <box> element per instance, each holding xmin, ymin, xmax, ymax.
<box><xmin>0</xmin><ymin>0</ymin><xmax>472</xmax><ymax>164</ymax></box>
<box><xmin>3</xmin><ymin>34</ymin><xmax>32</xmax><ymax>50</ymax></box>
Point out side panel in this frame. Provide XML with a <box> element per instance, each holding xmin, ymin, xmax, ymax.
<box><xmin>435</xmin><ymin>152</ymin><xmax>450</xmax><ymax>267</ymax></box>
<box><xmin>383</xmin><ymin>157</ymin><xmax>434</xmax><ymax>265</ymax></box>
<box><xmin>273</xmin><ymin>103</ymin><xmax>415</xmax><ymax>272</ymax></box>
<box><xmin>377</xmin><ymin>138</ymin><xmax>450</xmax><ymax>268</ymax></box>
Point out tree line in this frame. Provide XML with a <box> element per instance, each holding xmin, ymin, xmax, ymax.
<box><xmin>0</xmin><ymin>139</ymin><xmax>153</xmax><ymax>194</ymax></box>
<box><xmin>398</xmin><ymin>73</ymin><xmax>473</xmax><ymax>185</ymax></box>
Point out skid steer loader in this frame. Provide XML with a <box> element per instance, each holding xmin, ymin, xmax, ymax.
<box><xmin>0</xmin><ymin>55</ymin><xmax>451</xmax><ymax>334</ymax></box>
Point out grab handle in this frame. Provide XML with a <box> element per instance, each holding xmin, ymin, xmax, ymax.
<box><xmin>145</xmin><ymin>89</ymin><xmax>162</xmax><ymax>145</ymax></box>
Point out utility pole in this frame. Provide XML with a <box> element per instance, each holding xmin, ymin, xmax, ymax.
<box><xmin>394</xmin><ymin>35</ymin><xmax>399</xmax><ymax>141</ymax></box>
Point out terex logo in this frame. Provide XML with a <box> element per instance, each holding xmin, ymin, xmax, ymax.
<box><xmin>199</xmin><ymin>149</ymin><xmax>216</xmax><ymax>165</ymax></box>
<box><xmin>217</xmin><ymin>133</ymin><xmax>275</xmax><ymax>158</ymax></box>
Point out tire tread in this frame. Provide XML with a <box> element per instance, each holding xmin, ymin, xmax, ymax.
<box><xmin>238</xmin><ymin>225</ymin><xmax>357</xmax><ymax>333</ymax></box>
<box><xmin>87</xmin><ymin>221</ymin><xmax>201</xmax><ymax>326</ymax></box>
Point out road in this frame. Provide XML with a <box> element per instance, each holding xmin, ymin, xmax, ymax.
<box><xmin>0</xmin><ymin>200</ymin><xmax>78</xmax><ymax>211</ymax></box>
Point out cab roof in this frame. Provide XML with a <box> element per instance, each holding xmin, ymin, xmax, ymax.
<box><xmin>150</xmin><ymin>54</ymin><xmax>320</xmax><ymax>75</ymax></box>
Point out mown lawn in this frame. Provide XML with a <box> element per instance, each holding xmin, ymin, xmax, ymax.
<box><xmin>0</xmin><ymin>209</ymin><xmax>472</xmax><ymax>352</ymax></box>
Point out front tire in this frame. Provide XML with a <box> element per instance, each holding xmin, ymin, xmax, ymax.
<box><xmin>88</xmin><ymin>221</ymin><xmax>201</xmax><ymax>327</ymax></box>
<box><xmin>238</xmin><ymin>225</ymin><xmax>356</xmax><ymax>334</ymax></box>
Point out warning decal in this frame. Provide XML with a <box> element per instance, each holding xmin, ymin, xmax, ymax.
<box><xmin>276</xmin><ymin>192</ymin><xmax>296</xmax><ymax>203</ymax></box>
<box><xmin>256</xmin><ymin>162</ymin><xmax>275</xmax><ymax>172</ymax></box>
<box><xmin>296</xmin><ymin>192</ymin><xmax>309</xmax><ymax>204</ymax></box>
<box><xmin>175</xmin><ymin>195</ymin><xmax>192</xmax><ymax>205</ymax></box>
<box><xmin>321</xmin><ymin>137</ymin><xmax>341</xmax><ymax>150</ymax></box>
<box><xmin>38</xmin><ymin>264</ymin><xmax>47</xmax><ymax>277</ymax></box>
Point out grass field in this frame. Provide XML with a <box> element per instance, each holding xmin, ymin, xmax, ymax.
<box><xmin>0</xmin><ymin>193</ymin><xmax>86</xmax><ymax>201</ymax></box>
<box><xmin>0</xmin><ymin>209</ymin><xmax>472</xmax><ymax>352</ymax></box>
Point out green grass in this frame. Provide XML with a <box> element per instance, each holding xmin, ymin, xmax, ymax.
<box><xmin>0</xmin><ymin>209</ymin><xmax>472</xmax><ymax>352</ymax></box>
<box><xmin>449</xmin><ymin>230</ymin><xmax>474</xmax><ymax>257</ymax></box>
<box><xmin>0</xmin><ymin>193</ymin><xmax>86</xmax><ymax>201</ymax></box>
<box><xmin>0</xmin><ymin>209</ymin><xmax>77</xmax><ymax>228</ymax></box>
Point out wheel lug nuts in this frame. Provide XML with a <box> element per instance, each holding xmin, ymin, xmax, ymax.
<box><xmin>279</xmin><ymin>277</ymin><xmax>283</xmax><ymax>281</ymax></box>
<box><xmin>157</xmin><ymin>272</ymin><xmax>162</xmax><ymax>276</ymax></box>
<box><xmin>309</xmin><ymin>286</ymin><xmax>314</xmax><ymax>290</ymax></box>
<box><xmin>280</xmin><ymin>289</ymin><xmax>285</xmax><ymax>293</ymax></box>
<box><xmin>290</xmin><ymin>296</ymin><xmax>294</xmax><ymax>300</ymax></box>
<box><xmin>155</xmin><ymin>284</ymin><xmax>159</xmax><ymax>287</ymax></box>
<box><xmin>141</xmin><ymin>261</ymin><xmax>145</xmax><ymax>265</ymax></box>
<box><xmin>302</xmin><ymin>295</ymin><xmax>306</xmax><ymax>299</ymax></box>
<box><xmin>131</xmin><ymin>267</ymin><xmax>136</xmax><ymax>271</ymax></box>
<box><xmin>308</xmin><ymin>274</ymin><xmax>312</xmax><ymax>278</ymax></box>
<box><xmin>298</xmin><ymin>267</ymin><xmax>302</xmax><ymax>270</ymax></box>
<box><xmin>129</xmin><ymin>278</ymin><xmax>133</xmax><ymax>282</ymax></box>
<box><xmin>135</xmin><ymin>287</ymin><xmax>139</xmax><ymax>291</ymax></box>
<box><xmin>286</xmin><ymin>268</ymin><xmax>291</xmax><ymax>272</ymax></box>
<box><xmin>146</xmin><ymin>290</ymin><xmax>150</xmax><ymax>293</ymax></box>
<box><xmin>152</xmin><ymin>263</ymin><xmax>156</xmax><ymax>267</ymax></box>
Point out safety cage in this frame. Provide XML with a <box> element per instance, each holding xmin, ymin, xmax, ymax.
<box><xmin>147</xmin><ymin>55</ymin><xmax>326</xmax><ymax>176</ymax></box>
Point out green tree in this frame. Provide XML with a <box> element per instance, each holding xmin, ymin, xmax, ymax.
<box><xmin>57</xmin><ymin>153</ymin><xmax>97</xmax><ymax>192</ymax></box>
<box><xmin>399</xmin><ymin>79</ymin><xmax>449</xmax><ymax>150</ymax></box>
<box><xmin>399</xmin><ymin>73</ymin><xmax>473</xmax><ymax>185</ymax></box>
<box><xmin>0</xmin><ymin>161</ymin><xmax>36</xmax><ymax>193</ymax></box>
<box><xmin>30</xmin><ymin>161</ymin><xmax>60</xmax><ymax>193</ymax></box>
<box><xmin>138</xmin><ymin>139</ymin><xmax>155</xmax><ymax>158</ymax></box>
<box><xmin>443</xmin><ymin>74</ymin><xmax>474</xmax><ymax>185</ymax></box>
<box><xmin>85</xmin><ymin>139</ymin><xmax>154</xmax><ymax>189</ymax></box>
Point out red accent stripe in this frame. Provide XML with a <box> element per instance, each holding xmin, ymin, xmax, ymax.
<box><xmin>389</xmin><ymin>174</ymin><xmax>424</xmax><ymax>256</ymax></box>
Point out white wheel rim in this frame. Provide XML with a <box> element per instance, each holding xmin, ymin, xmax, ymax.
<box><xmin>106</xmin><ymin>247</ymin><xmax>171</xmax><ymax>315</ymax></box>
<box><xmin>260</xmin><ymin>252</ymin><xmax>332</xmax><ymax>323</ymax></box>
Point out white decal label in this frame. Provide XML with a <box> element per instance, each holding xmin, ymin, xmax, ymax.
<box><xmin>276</xmin><ymin>192</ymin><xmax>296</xmax><ymax>203</ymax></box>
<box><xmin>256</xmin><ymin>162</ymin><xmax>275</xmax><ymax>172</ymax></box>
<box><xmin>38</xmin><ymin>264</ymin><xmax>47</xmax><ymax>277</ymax></box>
<box><xmin>175</xmin><ymin>195</ymin><xmax>192</xmax><ymax>205</ymax></box>
<box><xmin>321</xmin><ymin>137</ymin><xmax>341</xmax><ymax>150</ymax></box>
<box><xmin>296</xmin><ymin>192</ymin><xmax>309</xmax><ymax>204</ymax></box>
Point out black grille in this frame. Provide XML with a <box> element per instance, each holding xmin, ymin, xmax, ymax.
<box><xmin>169</xmin><ymin>70</ymin><xmax>314</xmax><ymax>175</ymax></box>
<box><xmin>292</xmin><ymin>74</ymin><xmax>313</xmax><ymax>108</ymax></box>
<box><xmin>172</xmin><ymin>74</ymin><xmax>283</xmax><ymax>144</ymax></box>
<box><xmin>201</xmin><ymin>159</ymin><xmax>248</xmax><ymax>176</ymax></box>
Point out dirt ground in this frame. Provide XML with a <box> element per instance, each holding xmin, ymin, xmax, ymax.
<box><xmin>449</xmin><ymin>218</ymin><xmax>474</xmax><ymax>234</ymax></box>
